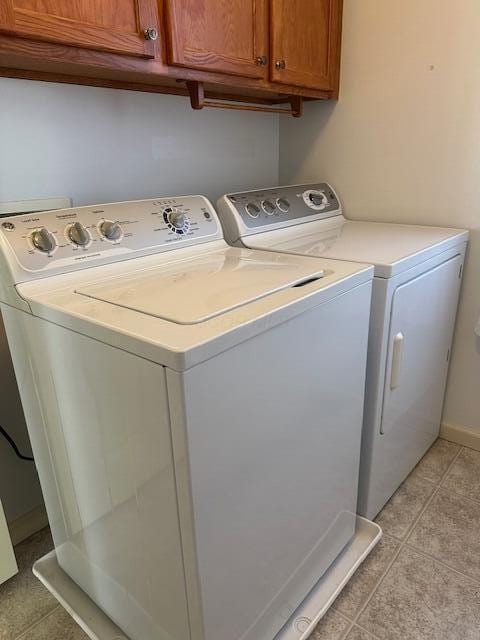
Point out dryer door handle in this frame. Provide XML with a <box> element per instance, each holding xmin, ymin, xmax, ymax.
<box><xmin>390</xmin><ymin>332</ymin><xmax>405</xmax><ymax>390</ymax></box>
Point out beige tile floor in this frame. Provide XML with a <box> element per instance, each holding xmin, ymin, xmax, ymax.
<box><xmin>2</xmin><ymin>438</ymin><xmax>480</xmax><ymax>640</ymax></box>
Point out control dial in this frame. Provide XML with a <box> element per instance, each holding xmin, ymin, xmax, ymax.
<box><xmin>245</xmin><ymin>202</ymin><xmax>261</xmax><ymax>218</ymax></box>
<box><xmin>99</xmin><ymin>220</ymin><xmax>123</xmax><ymax>242</ymax></box>
<box><xmin>169</xmin><ymin>210</ymin><xmax>188</xmax><ymax>230</ymax></box>
<box><xmin>303</xmin><ymin>189</ymin><xmax>328</xmax><ymax>211</ymax></box>
<box><xmin>31</xmin><ymin>227</ymin><xmax>56</xmax><ymax>253</ymax></box>
<box><xmin>261</xmin><ymin>200</ymin><xmax>276</xmax><ymax>215</ymax></box>
<box><xmin>68</xmin><ymin>222</ymin><xmax>90</xmax><ymax>247</ymax></box>
<box><xmin>163</xmin><ymin>207</ymin><xmax>190</xmax><ymax>235</ymax></box>
<box><xmin>276</xmin><ymin>197</ymin><xmax>290</xmax><ymax>213</ymax></box>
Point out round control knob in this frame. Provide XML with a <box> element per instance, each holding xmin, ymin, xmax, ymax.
<box><xmin>100</xmin><ymin>220</ymin><xmax>123</xmax><ymax>241</ymax></box>
<box><xmin>68</xmin><ymin>221</ymin><xmax>90</xmax><ymax>247</ymax></box>
<box><xmin>276</xmin><ymin>197</ymin><xmax>290</xmax><ymax>213</ymax></box>
<box><xmin>31</xmin><ymin>227</ymin><xmax>56</xmax><ymax>253</ymax></box>
<box><xmin>303</xmin><ymin>189</ymin><xmax>328</xmax><ymax>211</ymax></box>
<box><xmin>169</xmin><ymin>211</ymin><xmax>188</xmax><ymax>229</ymax></box>
<box><xmin>245</xmin><ymin>202</ymin><xmax>261</xmax><ymax>218</ymax></box>
<box><xmin>261</xmin><ymin>200</ymin><xmax>276</xmax><ymax>215</ymax></box>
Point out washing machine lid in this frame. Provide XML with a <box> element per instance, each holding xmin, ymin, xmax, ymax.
<box><xmin>246</xmin><ymin>219</ymin><xmax>468</xmax><ymax>278</ymax></box>
<box><xmin>75</xmin><ymin>250</ymin><xmax>325</xmax><ymax>325</ymax></box>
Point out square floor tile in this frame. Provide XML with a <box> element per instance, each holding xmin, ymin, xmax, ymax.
<box><xmin>19</xmin><ymin>607</ymin><xmax>88</xmax><ymax>640</ymax></box>
<box><xmin>375</xmin><ymin>474</ymin><xmax>435</xmax><ymax>540</ymax></box>
<box><xmin>333</xmin><ymin>534</ymin><xmax>399</xmax><ymax>619</ymax></box>
<box><xmin>442</xmin><ymin>447</ymin><xmax>480</xmax><ymax>500</ymax></box>
<box><xmin>309</xmin><ymin>608</ymin><xmax>350</xmax><ymax>640</ymax></box>
<box><xmin>411</xmin><ymin>439</ymin><xmax>461</xmax><ymax>484</ymax></box>
<box><xmin>0</xmin><ymin>528</ymin><xmax>57</xmax><ymax>640</ymax></box>
<box><xmin>358</xmin><ymin>546</ymin><xmax>480</xmax><ymax>640</ymax></box>
<box><xmin>345</xmin><ymin>627</ymin><xmax>377</xmax><ymax>640</ymax></box>
<box><xmin>407</xmin><ymin>489</ymin><xmax>480</xmax><ymax>582</ymax></box>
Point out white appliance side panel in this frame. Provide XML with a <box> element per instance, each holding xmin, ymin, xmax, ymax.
<box><xmin>356</xmin><ymin>277</ymin><xmax>391</xmax><ymax>518</ymax></box>
<box><xmin>375</xmin><ymin>255</ymin><xmax>464</xmax><ymax>511</ymax></box>
<box><xmin>0</xmin><ymin>309</ymin><xmax>44</xmax><ymax>521</ymax></box>
<box><xmin>0</xmin><ymin>498</ymin><xmax>17</xmax><ymax>584</ymax></box>
<box><xmin>1</xmin><ymin>305</ymin><xmax>69</xmax><ymax>544</ymax></box>
<box><xmin>168</xmin><ymin>282</ymin><xmax>372</xmax><ymax>640</ymax></box>
<box><xmin>3</xmin><ymin>312</ymin><xmax>189</xmax><ymax>640</ymax></box>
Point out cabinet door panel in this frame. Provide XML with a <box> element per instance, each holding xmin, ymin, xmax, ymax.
<box><xmin>271</xmin><ymin>0</ymin><xmax>342</xmax><ymax>90</ymax></box>
<box><xmin>165</xmin><ymin>0</ymin><xmax>268</xmax><ymax>78</ymax></box>
<box><xmin>0</xmin><ymin>0</ymin><xmax>158</xmax><ymax>58</ymax></box>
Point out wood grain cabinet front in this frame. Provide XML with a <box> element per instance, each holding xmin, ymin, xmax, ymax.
<box><xmin>270</xmin><ymin>0</ymin><xmax>343</xmax><ymax>91</ymax></box>
<box><xmin>0</xmin><ymin>0</ymin><xmax>344</xmax><ymax>111</ymax></box>
<box><xmin>164</xmin><ymin>0</ymin><xmax>269</xmax><ymax>79</ymax></box>
<box><xmin>0</xmin><ymin>0</ymin><xmax>159</xmax><ymax>58</ymax></box>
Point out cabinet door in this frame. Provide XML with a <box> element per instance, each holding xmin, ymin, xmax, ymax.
<box><xmin>0</xmin><ymin>0</ymin><xmax>159</xmax><ymax>58</ymax></box>
<box><xmin>270</xmin><ymin>0</ymin><xmax>342</xmax><ymax>90</ymax></box>
<box><xmin>165</xmin><ymin>0</ymin><xmax>268</xmax><ymax>78</ymax></box>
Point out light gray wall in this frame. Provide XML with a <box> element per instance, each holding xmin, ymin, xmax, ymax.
<box><xmin>280</xmin><ymin>0</ymin><xmax>480</xmax><ymax>436</ymax></box>
<box><xmin>0</xmin><ymin>78</ymin><xmax>279</xmax><ymax>206</ymax></box>
<box><xmin>0</xmin><ymin>77</ymin><xmax>279</xmax><ymax>523</ymax></box>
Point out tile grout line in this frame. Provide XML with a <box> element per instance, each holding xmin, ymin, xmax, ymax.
<box><xmin>339</xmin><ymin>616</ymin><xmax>382</xmax><ymax>640</ymax></box>
<box><xmin>14</xmin><ymin>442</ymin><xmax>466</xmax><ymax>640</ymax></box>
<box><xmin>401</xmin><ymin>445</ymin><xmax>465</xmax><ymax>541</ymax></box>
<box><xmin>403</xmin><ymin>541</ymin><xmax>480</xmax><ymax>585</ymax></box>
<box><xmin>405</xmin><ymin>443</ymin><xmax>480</xmax><ymax>584</ymax></box>
<box><xmin>352</xmin><ymin>620</ymin><xmax>383</xmax><ymax>639</ymax></box>
<box><xmin>438</xmin><ymin>485</ymin><xmax>480</xmax><ymax>506</ymax></box>
<box><xmin>437</xmin><ymin>483</ymin><xmax>480</xmax><ymax>508</ymax></box>
<box><xmin>13</xmin><ymin>605</ymin><xmax>61</xmax><ymax>640</ymax></box>
<box><xmin>337</xmin><ymin>444</ymin><xmax>466</xmax><ymax>639</ymax></box>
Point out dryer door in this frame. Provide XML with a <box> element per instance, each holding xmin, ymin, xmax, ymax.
<box><xmin>380</xmin><ymin>254</ymin><xmax>463</xmax><ymax>453</ymax></box>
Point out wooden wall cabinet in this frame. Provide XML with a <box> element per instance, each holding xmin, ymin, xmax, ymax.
<box><xmin>165</xmin><ymin>0</ymin><xmax>268</xmax><ymax>79</ymax></box>
<box><xmin>0</xmin><ymin>0</ymin><xmax>159</xmax><ymax>58</ymax></box>
<box><xmin>270</xmin><ymin>0</ymin><xmax>342</xmax><ymax>91</ymax></box>
<box><xmin>0</xmin><ymin>0</ymin><xmax>344</xmax><ymax>114</ymax></box>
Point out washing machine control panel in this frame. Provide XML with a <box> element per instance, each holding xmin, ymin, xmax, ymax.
<box><xmin>0</xmin><ymin>196</ymin><xmax>221</xmax><ymax>277</ymax></box>
<box><xmin>225</xmin><ymin>183</ymin><xmax>341</xmax><ymax>230</ymax></box>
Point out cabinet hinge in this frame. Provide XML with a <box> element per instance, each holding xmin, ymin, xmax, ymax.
<box><xmin>447</xmin><ymin>348</ymin><xmax>451</xmax><ymax>362</ymax></box>
<box><xmin>459</xmin><ymin>264</ymin><xmax>463</xmax><ymax>279</ymax></box>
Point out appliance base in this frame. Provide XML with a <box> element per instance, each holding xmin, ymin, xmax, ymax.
<box><xmin>33</xmin><ymin>516</ymin><xmax>381</xmax><ymax>640</ymax></box>
<box><xmin>275</xmin><ymin>516</ymin><xmax>381</xmax><ymax>639</ymax></box>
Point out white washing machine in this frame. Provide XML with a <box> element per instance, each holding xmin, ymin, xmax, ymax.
<box><xmin>0</xmin><ymin>196</ymin><xmax>380</xmax><ymax>640</ymax></box>
<box><xmin>218</xmin><ymin>184</ymin><xmax>468</xmax><ymax>520</ymax></box>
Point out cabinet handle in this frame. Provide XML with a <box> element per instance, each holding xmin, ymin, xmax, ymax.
<box><xmin>275</xmin><ymin>59</ymin><xmax>286</xmax><ymax>70</ymax></box>
<box><xmin>144</xmin><ymin>26</ymin><xmax>159</xmax><ymax>41</ymax></box>
<box><xmin>255</xmin><ymin>56</ymin><xmax>268</xmax><ymax>66</ymax></box>
<box><xmin>390</xmin><ymin>332</ymin><xmax>405</xmax><ymax>390</ymax></box>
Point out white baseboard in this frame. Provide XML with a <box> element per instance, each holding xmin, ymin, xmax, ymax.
<box><xmin>8</xmin><ymin>504</ymin><xmax>49</xmax><ymax>546</ymax></box>
<box><xmin>440</xmin><ymin>422</ymin><xmax>480</xmax><ymax>452</ymax></box>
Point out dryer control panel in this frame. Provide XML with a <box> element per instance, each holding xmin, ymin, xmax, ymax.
<box><xmin>0</xmin><ymin>196</ymin><xmax>222</xmax><ymax>279</ymax></box>
<box><xmin>225</xmin><ymin>184</ymin><xmax>341</xmax><ymax>229</ymax></box>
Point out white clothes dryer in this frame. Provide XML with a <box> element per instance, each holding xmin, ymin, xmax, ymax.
<box><xmin>218</xmin><ymin>184</ymin><xmax>468</xmax><ymax>519</ymax></box>
<box><xmin>0</xmin><ymin>195</ymin><xmax>380</xmax><ymax>640</ymax></box>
